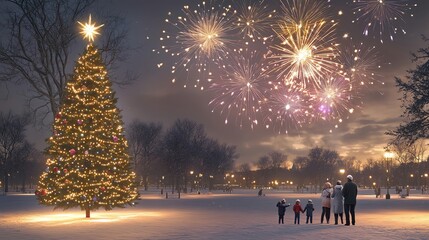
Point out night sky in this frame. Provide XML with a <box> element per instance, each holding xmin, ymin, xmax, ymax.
<box><xmin>1</xmin><ymin>0</ymin><xmax>429</xmax><ymax>166</ymax></box>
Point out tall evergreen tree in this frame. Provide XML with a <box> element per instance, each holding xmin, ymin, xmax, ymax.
<box><xmin>389</xmin><ymin>37</ymin><xmax>429</xmax><ymax>144</ymax></box>
<box><xmin>36</xmin><ymin>16</ymin><xmax>138</xmax><ymax>218</ymax></box>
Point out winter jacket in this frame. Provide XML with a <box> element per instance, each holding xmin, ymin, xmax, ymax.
<box><xmin>293</xmin><ymin>204</ymin><xmax>304</xmax><ymax>213</ymax></box>
<box><xmin>342</xmin><ymin>180</ymin><xmax>358</xmax><ymax>205</ymax></box>
<box><xmin>331</xmin><ymin>184</ymin><xmax>344</xmax><ymax>214</ymax></box>
<box><xmin>304</xmin><ymin>203</ymin><xmax>314</xmax><ymax>216</ymax></box>
<box><xmin>321</xmin><ymin>188</ymin><xmax>332</xmax><ymax>208</ymax></box>
<box><xmin>276</xmin><ymin>202</ymin><xmax>290</xmax><ymax>215</ymax></box>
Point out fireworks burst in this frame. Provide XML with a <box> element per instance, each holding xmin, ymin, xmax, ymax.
<box><xmin>159</xmin><ymin>1</ymin><xmax>235</xmax><ymax>89</ymax></box>
<box><xmin>314</xmin><ymin>74</ymin><xmax>355</xmax><ymax>122</ymax></box>
<box><xmin>156</xmin><ymin>0</ymin><xmax>400</xmax><ymax>133</ymax></box>
<box><xmin>270</xmin><ymin>19</ymin><xmax>339</xmax><ymax>88</ymax></box>
<box><xmin>208</xmin><ymin>52</ymin><xmax>269</xmax><ymax>129</ymax></box>
<box><xmin>264</xmin><ymin>82</ymin><xmax>313</xmax><ymax>134</ymax></box>
<box><xmin>352</xmin><ymin>0</ymin><xmax>417</xmax><ymax>43</ymax></box>
<box><xmin>233</xmin><ymin>0</ymin><xmax>277</xmax><ymax>42</ymax></box>
<box><xmin>278</xmin><ymin>0</ymin><xmax>331</xmax><ymax>27</ymax></box>
<box><xmin>337</xmin><ymin>42</ymin><xmax>380</xmax><ymax>89</ymax></box>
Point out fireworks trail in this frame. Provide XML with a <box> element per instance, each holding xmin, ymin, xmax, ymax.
<box><xmin>352</xmin><ymin>0</ymin><xmax>417</xmax><ymax>43</ymax></box>
<box><xmin>208</xmin><ymin>51</ymin><xmax>269</xmax><ymax>129</ymax></box>
<box><xmin>159</xmin><ymin>1</ymin><xmax>235</xmax><ymax>89</ymax></box>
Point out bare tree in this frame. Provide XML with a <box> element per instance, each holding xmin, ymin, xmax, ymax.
<box><xmin>292</xmin><ymin>156</ymin><xmax>308</xmax><ymax>170</ymax></box>
<box><xmin>17</xmin><ymin>145</ymin><xmax>42</xmax><ymax>192</ymax></box>
<box><xmin>237</xmin><ymin>163</ymin><xmax>251</xmax><ymax>173</ymax></box>
<box><xmin>201</xmin><ymin>138</ymin><xmax>237</xmax><ymax>190</ymax></box>
<box><xmin>236</xmin><ymin>162</ymin><xmax>251</xmax><ymax>188</ymax></box>
<box><xmin>9</xmin><ymin>141</ymin><xmax>33</xmax><ymax>192</ymax></box>
<box><xmin>303</xmin><ymin>147</ymin><xmax>343</xmax><ymax>188</ymax></box>
<box><xmin>0</xmin><ymin>111</ymin><xmax>30</xmax><ymax>193</ymax></box>
<box><xmin>161</xmin><ymin>119</ymin><xmax>206</xmax><ymax>194</ymax></box>
<box><xmin>127</xmin><ymin>121</ymin><xmax>163</xmax><ymax>191</ymax></box>
<box><xmin>0</xmin><ymin>0</ymin><xmax>132</xmax><ymax>123</ymax></box>
<box><xmin>269</xmin><ymin>151</ymin><xmax>287</xmax><ymax>169</ymax></box>
<box><xmin>256</xmin><ymin>155</ymin><xmax>270</xmax><ymax>170</ymax></box>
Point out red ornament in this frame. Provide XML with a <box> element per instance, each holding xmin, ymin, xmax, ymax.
<box><xmin>113</xmin><ymin>136</ymin><xmax>118</xmax><ymax>142</ymax></box>
<box><xmin>69</xmin><ymin>149</ymin><xmax>76</xmax><ymax>155</ymax></box>
<box><xmin>62</xmin><ymin>119</ymin><xmax>67</xmax><ymax>124</ymax></box>
<box><xmin>55</xmin><ymin>113</ymin><xmax>62</xmax><ymax>119</ymax></box>
<box><xmin>53</xmin><ymin>167</ymin><xmax>58</xmax><ymax>172</ymax></box>
<box><xmin>35</xmin><ymin>190</ymin><xmax>40</xmax><ymax>196</ymax></box>
<box><xmin>63</xmin><ymin>169</ymin><xmax>68</xmax><ymax>173</ymax></box>
<box><xmin>40</xmin><ymin>189</ymin><xmax>47</xmax><ymax>196</ymax></box>
<box><xmin>100</xmin><ymin>186</ymin><xmax>106</xmax><ymax>191</ymax></box>
<box><xmin>77</xmin><ymin>119</ymin><xmax>83</xmax><ymax>125</ymax></box>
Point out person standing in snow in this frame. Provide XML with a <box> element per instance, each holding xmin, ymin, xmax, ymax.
<box><xmin>321</xmin><ymin>182</ymin><xmax>332</xmax><ymax>224</ymax></box>
<box><xmin>331</xmin><ymin>180</ymin><xmax>344</xmax><ymax>225</ymax></box>
<box><xmin>276</xmin><ymin>199</ymin><xmax>290</xmax><ymax>224</ymax></box>
<box><xmin>304</xmin><ymin>199</ymin><xmax>315</xmax><ymax>224</ymax></box>
<box><xmin>342</xmin><ymin>175</ymin><xmax>358</xmax><ymax>226</ymax></box>
<box><xmin>293</xmin><ymin>199</ymin><xmax>305</xmax><ymax>224</ymax></box>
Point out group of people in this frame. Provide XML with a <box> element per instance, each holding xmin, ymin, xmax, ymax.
<box><xmin>276</xmin><ymin>174</ymin><xmax>358</xmax><ymax>226</ymax></box>
<box><xmin>276</xmin><ymin>198</ymin><xmax>314</xmax><ymax>224</ymax></box>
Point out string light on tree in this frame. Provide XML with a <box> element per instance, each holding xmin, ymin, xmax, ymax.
<box><xmin>36</xmin><ymin>15</ymin><xmax>138</xmax><ymax>218</ymax></box>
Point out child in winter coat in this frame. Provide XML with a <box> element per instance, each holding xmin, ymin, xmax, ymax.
<box><xmin>276</xmin><ymin>199</ymin><xmax>291</xmax><ymax>224</ymax></box>
<box><xmin>293</xmin><ymin>199</ymin><xmax>305</xmax><ymax>224</ymax></box>
<box><xmin>304</xmin><ymin>199</ymin><xmax>315</xmax><ymax>224</ymax></box>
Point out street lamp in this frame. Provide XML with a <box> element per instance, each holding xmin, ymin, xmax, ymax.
<box><xmin>384</xmin><ymin>149</ymin><xmax>394</xmax><ymax>199</ymax></box>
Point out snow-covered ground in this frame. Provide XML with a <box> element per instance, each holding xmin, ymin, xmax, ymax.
<box><xmin>1</xmin><ymin>188</ymin><xmax>428</xmax><ymax>240</ymax></box>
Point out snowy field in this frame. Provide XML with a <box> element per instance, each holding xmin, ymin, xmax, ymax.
<box><xmin>1</xmin><ymin>188</ymin><xmax>429</xmax><ymax>240</ymax></box>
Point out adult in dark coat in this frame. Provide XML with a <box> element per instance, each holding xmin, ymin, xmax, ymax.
<box><xmin>276</xmin><ymin>199</ymin><xmax>291</xmax><ymax>224</ymax></box>
<box><xmin>342</xmin><ymin>175</ymin><xmax>358</xmax><ymax>226</ymax></box>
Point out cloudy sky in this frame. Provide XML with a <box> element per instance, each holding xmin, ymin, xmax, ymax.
<box><xmin>1</xmin><ymin>0</ymin><xmax>429</xmax><ymax>166</ymax></box>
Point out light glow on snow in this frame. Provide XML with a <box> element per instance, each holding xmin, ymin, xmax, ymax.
<box><xmin>20</xmin><ymin>211</ymin><xmax>162</xmax><ymax>225</ymax></box>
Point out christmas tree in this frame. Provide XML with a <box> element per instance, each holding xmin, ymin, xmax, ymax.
<box><xmin>36</xmin><ymin>15</ymin><xmax>138</xmax><ymax>218</ymax></box>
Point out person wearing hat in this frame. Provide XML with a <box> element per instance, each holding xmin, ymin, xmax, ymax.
<box><xmin>342</xmin><ymin>174</ymin><xmax>358</xmax><ymax>226</ymax></box>
<box><xmin>321</xmin><ymin>182</ymin><xmax>332</xmax><ymax>224</ymax></box>
<box><xmin>303</xmin><ymin>199</ymin><xmax>315</xmax><ymax>224</ymax></box>
<box><xmin>331</xmin><ymin>180</ymin><xmax>344</xmax><ymax>225</ymax></box>
<box><xmin>276</xmin><ymin>199</ymin><xmax>291</xmax><ymax>224</ymax></box>
<box><xmin>292</xmin><ymin>199</ymin><xmax>304</xmax><ymax>224</ymax></box>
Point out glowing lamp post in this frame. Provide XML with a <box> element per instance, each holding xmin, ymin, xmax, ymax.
<box><xmin>384</xmin><ymin>149</ymin><xmax>394</xmax><ymax>199</ymax></box>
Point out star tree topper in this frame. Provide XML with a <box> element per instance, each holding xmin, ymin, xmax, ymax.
<box><xmin>78</xmin><ymin>14</ymin><xmax>104</xmax><ymax>42</ymax></box>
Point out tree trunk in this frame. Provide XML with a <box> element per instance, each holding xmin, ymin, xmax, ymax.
<box><xmin>144</xmin><ymin>176</ymin><xmax>148</xmax><ymax>191</ymax></box>
<box><xmin>86</xmin><ymin>208</ymin><xmax>90</xmax><ymax>218</ymax></box>
<box><xmin>4</xmin><ymin>174</ymin><xmax>9</xmax><ymax>193</ymax></box>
